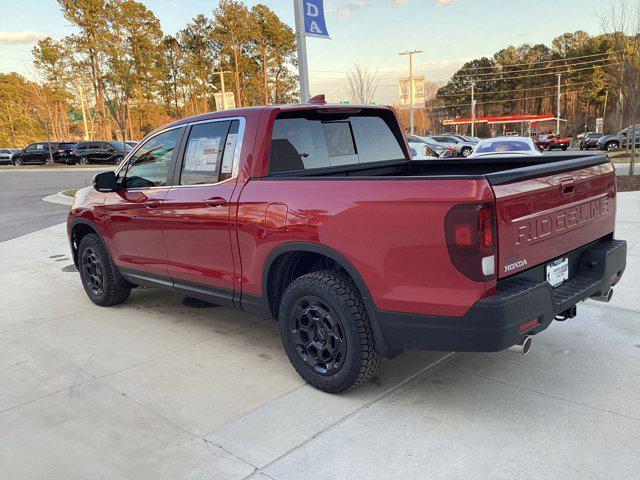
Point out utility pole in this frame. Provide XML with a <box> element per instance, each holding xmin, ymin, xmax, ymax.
<box><xmin>471</xmin><ymin>82</ymin><xmax>476</xmax><ymax>137</ymax></box>
<box><xmin>556</xmin><ymin>73</ymin><xmax>562</xmax><ymax>134</ymax></box>
<box><xmin>294</xmin><ymin>0</ymin><xmax>310</xmax><ymax>103</ymax></box>
<box><xmin>399</xmin><ymin>50</ymin><xmax>422</xmax><ymax>135</ymax></box>
<box><xmin>216</xmin><ymin>70</ymin><xmax>232</xmax><ymax>110</ymax></box>
<box><xmin>602</xmin><ymin>90</ymin><xmax>609</xmax><ymax>130</ymax></box>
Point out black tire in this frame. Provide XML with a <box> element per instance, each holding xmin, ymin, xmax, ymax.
<box><xmin>461</xmin><ymin>147</ymin><xmax>472</xmax><ymax>157</ymax></box>
<box><xmin>279</xmin><ymin>270</ymin><xmax>381</xmax><ymax>393</ymax></box>
<box><xmin>562</xmin><ymin>146</ymin><xmax>568</xmax><ymax>151</ymax></box>
<box><xmin>13</xmin><ymin>157</ymin><xmax>22</xmax><ymax>166</ymax></box>
<box><xmin>78</xmin><ymin>233</ymin><xmax>131</xmax><ymax>306</ymax></box>
<box><xmin>606</xmin><ymin>141</ymin><xmax>619</xmax><ymax>151</ymax></box>
<box><xmin>78</xmin><ymin>156</ymin><xmax>89</xmax><ymax>166</ymax></box>
<box><xmin>112</xmin><ymin>155</ymin><xmax>123</xmax><ymax>166</ymax></box>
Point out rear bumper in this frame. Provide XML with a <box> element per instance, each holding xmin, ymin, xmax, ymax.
<box><xmin>375</xmin><ymin>239</ymin><xmax>626</xmax><ymax>354</ymax></box>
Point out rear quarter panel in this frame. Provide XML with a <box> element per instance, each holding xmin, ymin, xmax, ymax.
<box><xmin>237</xmin><ymin>178</ymin><xmax>496</xmax><ymax>317</ymax></box>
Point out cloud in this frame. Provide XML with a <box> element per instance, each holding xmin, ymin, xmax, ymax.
<box><xmin>435</xmin><ymin>0</ymin><xmax>458</xmax><ymax>5</ymax></box>
<box><xmin>327</xmin><ymin>1</ymin><xmax>370</xmax><ymax>17</ymax></box>
<box><xmin>0</xmin><ymin>31</ymin><xmax>47</xmax><ymax>45</ymax></box>
<box><xmin>392</xmin><ymin>0</ymin><xmax>410</xmax><ymax>4</ymax></box>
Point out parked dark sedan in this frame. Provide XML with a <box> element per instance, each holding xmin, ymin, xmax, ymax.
<box><xmin>12</xmin><ymin>142</ymin><xmax>77</xmax><ymax>165</ymax></box>
<box><xmin>579</xmin><ymin>132</ymin><xmax>603</xmax><ymax>150</ymax></box>
<box><xmin>73</xmin><ymin>141</ymin><xmax>132</xmax><ymax>165</ymax></box>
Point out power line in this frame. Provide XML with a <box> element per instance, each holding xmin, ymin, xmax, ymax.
<box><xmin>436</xmin><ymin>79</ymin><xmax>603</xmax><ymax>98</ymax></box>
<box><xmin>424</xmin><ymin>88</ymin><xmax>592</xmax><ymax>110</ymax></box>
<box><xmin>451</xmin><ymin>56</ymin><xmax>616</xmax><ymax>79</ymax></box>
<box><xmin>466</xmin><ymin>62</ymin><xmax>620</xmax><ymax>84</ymax></box>
<box><xmin>454</xmin><ymin>51</ymin><xmax>619</xmax><ymax>72</ymax></box>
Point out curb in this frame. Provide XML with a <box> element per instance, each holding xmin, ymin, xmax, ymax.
<box><xmin>42</xmin><ymin>192</ymin><xmax>74</xmax><ymax>206</ymax></box>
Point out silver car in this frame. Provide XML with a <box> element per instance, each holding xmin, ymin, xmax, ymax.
<box><xmin>0</xmin><ymin>148</ymin><xmax>21</xmax><ymax>165</ymax></box>
<box><xmin>429</xmin><ymin>134</ymin><xmax>476</xmax><ymax>157</ymax></box>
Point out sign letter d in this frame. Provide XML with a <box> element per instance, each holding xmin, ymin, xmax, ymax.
<box><xmin>306</xmin><ymin>2</ymin><xmax>318</xmax><ymax>16</ymax></box>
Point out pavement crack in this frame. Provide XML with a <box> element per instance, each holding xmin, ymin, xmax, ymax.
<box><xmin>457</xmin><ymin>369</ymin><xmax>640</xmax><ymax>423</ymax></box>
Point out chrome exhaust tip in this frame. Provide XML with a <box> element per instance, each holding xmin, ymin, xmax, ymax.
<box><xmin>591</xmin><ymin>288</ymin><xmax>613</xmax><ymax>303</ymax></box>
<box><xmin>508</xmin><ymin>336</ymin><xmax>532</xmax><ymax>355</ymax></box>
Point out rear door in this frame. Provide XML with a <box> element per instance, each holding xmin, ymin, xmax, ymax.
<box><xmin>162</xmin><ymin>119</ymin><xmax>241</xmax><ymax>303</ymax></box>
<box><xmin>492</xmin><ymin>161</ymin><xmax>616</xmax><ymax>278</ymax></box>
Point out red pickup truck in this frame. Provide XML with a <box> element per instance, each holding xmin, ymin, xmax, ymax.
<box><xmin>68</xmin><ymin>100</ymin><xmax>626</xmax><ymax>393</ymax></box>
<box><xmin>535</xmin><ymin>133</ymin><xmax>571</xmax><ymax>151</ymax></box>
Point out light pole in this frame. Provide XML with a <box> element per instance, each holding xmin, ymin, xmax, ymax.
<box><xmin>399</xmin><ymin>50</ymin><xmax>422</xmax><ymax>135</ymax></box>
<box><xmin>294</xmin><ymin>0</ymin><xmax>310</xmax><ymax>103</ymax></box>
<box><xmin>556</xmin><ymin>73</ymin><xmax>562</xmax><ymax>133</ymax></box>
<box><xmin>471</xmin><ymin>81</ymin><xmax>476</xmax><ymax>137</ymax></box>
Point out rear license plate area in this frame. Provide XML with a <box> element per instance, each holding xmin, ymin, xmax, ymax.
<box><xmin>546</xmin><ymin>257</ymin><xmax>569</xmax><ymax>288</ymax></box>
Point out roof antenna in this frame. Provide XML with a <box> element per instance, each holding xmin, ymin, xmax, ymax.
<box><xmin>308</xmin><ymin>94</ymin><xmax>326</xmax><ymax>105</ymax></box>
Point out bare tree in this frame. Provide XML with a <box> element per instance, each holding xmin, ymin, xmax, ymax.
<box><xmin>600</xmin><ymin>0</ymin><xmax>640</xmax><ymax>176</ymax></box>
<box><xmin>346</xmin><ymin>64</ymin><xmax>378</xmax><ymax>104</ymax></box>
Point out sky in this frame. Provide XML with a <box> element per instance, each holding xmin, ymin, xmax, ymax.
<box><xmin>0</xmin><ymin>0</ymin><xmax>607</xmax><ymax>103</ymax></box>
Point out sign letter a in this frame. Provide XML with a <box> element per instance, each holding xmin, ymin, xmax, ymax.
<box><xmin>309</xmin><ymin>20</ymin><xmax>322</xmax><ymax>34</ymax></box>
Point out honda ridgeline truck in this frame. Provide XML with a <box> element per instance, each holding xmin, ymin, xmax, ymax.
<box><xmin>68</xmin><ymin>97</ymin><xmax>627</xmax><ymax>393</ymax></box>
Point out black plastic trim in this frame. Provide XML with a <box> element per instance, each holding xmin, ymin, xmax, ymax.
<box><xmin>261</xmin><ymin>241</ymin><xmax>398</xmax><ymax>357</ymax></box>
<box><xmin>485</xmin><ymin>154</ymin><xmax>609</xmax><ymax>185</ymax></box>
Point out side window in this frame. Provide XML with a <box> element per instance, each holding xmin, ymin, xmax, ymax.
<box><xmin>124</xmin><ymin>127</ymin><xmax>183</xmax><ymax>189</ymax></box>
<box><xmin>220</xmin><ymin>120</ymin><xmax>240</xmax><ymax>182</ymax></box>
<box><xmin>180</xmin><ymin>121</ymin><xmax>230</xmax><ymax>185</ymax></box>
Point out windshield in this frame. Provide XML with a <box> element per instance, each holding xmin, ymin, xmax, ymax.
<box><xmin>111</xmin><ymin>142</ymin><xmax>133</xmax><ymax>151</ymax></box>
<box><xmin>475</xmin><ymin>139</ymin><xmax>533</xmax><ymax>154</ymax></box>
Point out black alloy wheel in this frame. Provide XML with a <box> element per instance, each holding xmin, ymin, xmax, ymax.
<box><xmin>79</xmin><ymin>156</ymin><xmax>89</xmax><ymax>165</ymax></box>
<box><xmin>279</xmin><ymin>270</ymin><xmax>381</xmax><ymax>393</ymax></box>
<box><xmin>289</xmin><ymin>295</ymin><xmax>347</xmax><ymax>376</ymax></box>
<box><xmin>77</xmin><ymin>233</ymin><xmax>131</xmax><ymax>306</ymax></box>
<box><xmin>81</xmin><ymin>247</ymin><xmax>105</xmax><ymax>296</ymax></box>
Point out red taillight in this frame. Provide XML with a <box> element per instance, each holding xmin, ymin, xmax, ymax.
<box><xmin>57</xmin><ymin>149</ymin><xmax>65</xmax><ymax>153</ymax></box>
<box><xmin>444</xmin><ymin>203</ymin><xmax>497</xmax><ymax>282</ymax></box>
<box><xmin>479</xmin><ymin>206</ymin><xmax>493</xmax><ymax>248</ymax></box>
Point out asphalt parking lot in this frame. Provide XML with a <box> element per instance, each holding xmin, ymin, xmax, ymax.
<box><xmin>0</xmin><ymin>167</ymin><xmax>108</xmax><ymax>241</ymax></box>
<box><xmin>0</xmin><ymin>172</ymin><xmax>639</xmax><ymax>478</ymax></box>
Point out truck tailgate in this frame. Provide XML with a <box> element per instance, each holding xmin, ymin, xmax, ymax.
<box><xmin>491</xmin><ymin>162</ymin><xmax>616</xmax><ymax>278</ymax></box>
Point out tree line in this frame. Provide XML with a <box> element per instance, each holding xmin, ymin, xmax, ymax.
<box><xmin>0</xmin><ymin>0</ymin><xmax>297</xmax><ymax>147</ymax></box>
<box><xmin>430</xmin><ymin>27</ymin><xmax>638</xmax><ymax>138</ymax></box>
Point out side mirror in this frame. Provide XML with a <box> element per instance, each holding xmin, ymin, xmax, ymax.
<box><xmin>93</xmin><ymin>171</ymin><xmax>119</xmax><ymax>192</ymax></box>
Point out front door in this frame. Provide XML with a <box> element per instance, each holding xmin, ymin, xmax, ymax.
<box><xmin>99</xmin><ymin>126</ymin><xmax>185</xmax><ymax>280</ymax></box>
<box><xmin>162</xmin><ymin>119</ymin><xmax>240</xmax><ymax>304</ymax></box>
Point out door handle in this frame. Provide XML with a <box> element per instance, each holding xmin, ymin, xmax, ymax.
<box><xmin>205</xmin><ymin>197</ymin><xmax>226</xmax><ymax>207</ymax></box>
<box><xmin>145</xmin><ymin>199</ymin><xmax>160</xmax><ymax>208</ymax></box>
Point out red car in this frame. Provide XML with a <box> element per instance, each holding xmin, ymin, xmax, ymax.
<box><xmin>68</xmin><ymin>99</ymin><xmax>626</xmax><ymax>392</ymax></box>
<box><xmin>535</xmin><ymin>133</ymin><xmax>571</xmax><ymax>151</ymax></box>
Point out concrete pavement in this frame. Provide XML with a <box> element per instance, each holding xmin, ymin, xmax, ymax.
<box><xmin>0</xmin><ymin>193</ymin><xmax>638</xmax><ymax>479</ymax></box>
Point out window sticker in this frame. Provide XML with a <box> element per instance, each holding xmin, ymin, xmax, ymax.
<box><xmin>184</xmin><ymin>137</ymin><xmax>221</xmax><ymax>172</ymax></box>
<box><xmin>221</xmin><ymin>133</ymin><xmax>238</xmax><ymax>174</ymax></box>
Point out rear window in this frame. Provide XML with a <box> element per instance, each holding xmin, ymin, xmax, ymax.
<box><xmin>475</xmin><ymin>140</ymin><xmax>532</xmax><ymax>154</ymax></box>
<box><xmin>269</xmin><ymin>111</ymin><xmax>405</xmax><ymax>174</ymax></box>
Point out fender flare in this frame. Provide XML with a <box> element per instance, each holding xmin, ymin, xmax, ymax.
<box><xmin>262</xmin><ymin>241</ymin><xmax>398</xmax><ymax>358</ymax></box>
<box><xmin>68</xmin><ymin>217</ymin><xmax>104</xmax><ymax>266</ymax></box>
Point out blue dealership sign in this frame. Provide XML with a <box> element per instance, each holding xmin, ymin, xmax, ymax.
<box><xmin>303</xmin><ymin>0</ymin><xmax>330</xmax><ymax>39</ymax></box>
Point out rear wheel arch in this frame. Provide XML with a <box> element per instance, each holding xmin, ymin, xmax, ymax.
<box><xmin>262</xmin><ymin>242</ymin><xmax>398</xmax><ymax>358</ymax></box>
